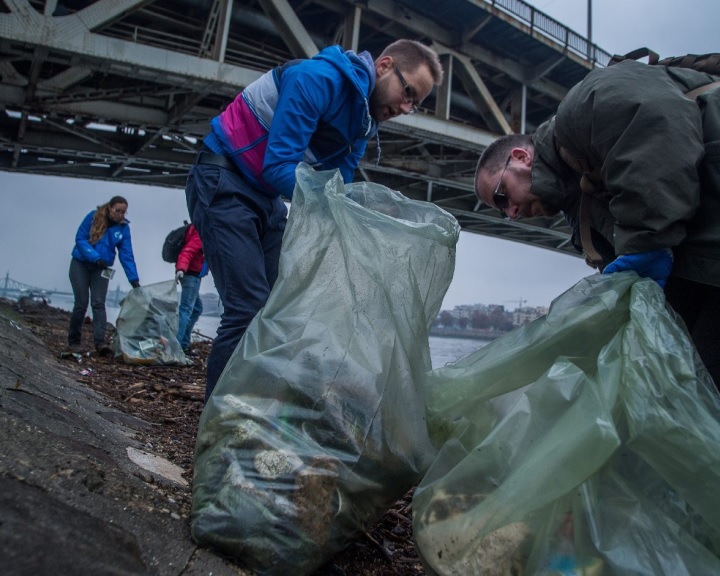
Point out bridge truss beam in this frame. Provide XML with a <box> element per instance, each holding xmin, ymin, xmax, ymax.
<box><xmin>0</xmin><ymin>0</ymin><xmax>611</xmax><ymax>258</ymax></box>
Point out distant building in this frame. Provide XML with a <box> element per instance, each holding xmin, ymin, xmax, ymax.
<box><xmin>434</xmin><ymin>301</ymin><xmax>548</xmax><ymax>335</ymax></box>
<box><xmin>512</xmin><ymin>306</ymin><xmax>548</xmax><ymax>326</ymax></box>
<box><xmin>453</xmin><ymin>303</ymin><xmax>489</xmax><ymax>319</ymax></box>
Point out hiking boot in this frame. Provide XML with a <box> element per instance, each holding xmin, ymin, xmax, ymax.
<box><xmin>95</xmin><ymin>343</ymin><xmax>113</xmax><ymax>357</ymax></box>
<box><xmin>68</xmin><ymin>343</ymin><xmax>83</xmax><ymax>353</ymax></box>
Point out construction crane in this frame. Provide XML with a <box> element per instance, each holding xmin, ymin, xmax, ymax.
<box><xmin>504</xmin><ymin>298</ymin><xmax>527</xmax><ymax>309</ymax></box>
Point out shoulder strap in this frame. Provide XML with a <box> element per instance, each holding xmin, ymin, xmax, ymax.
<box><xmin>658</xmin><ymin>53</ymin><xmax>720</xmax><ymax>75</ymax></box>
<box><xmin>685</xmin><ymin>80</ymin><xmax>720</xmax><ymax>100</ymax></box>
<box><xmin>608</xmin><ymin>47</ymin><xmax>659</xmax><ymax>67</ymax></box>
<box><xmin>579</xmin><ymin>193</ymin><xmax>603</xmax><ymax>268</ymax></box>
<box><xmin>555</xmin><ymin>142</ymin><xmax>604</xmax><ymax>268</ymax></box>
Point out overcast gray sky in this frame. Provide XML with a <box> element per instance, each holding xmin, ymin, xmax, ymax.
<box><xmin>2</xmin><ymin>0</ymin><xmax>719</xmax><ymax>310</ymax></box>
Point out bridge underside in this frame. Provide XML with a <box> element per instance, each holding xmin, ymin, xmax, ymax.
<box><xmin>0</xmin><ymin>0</ymin><xmax>609</xmax><ymax>257</ymax></box>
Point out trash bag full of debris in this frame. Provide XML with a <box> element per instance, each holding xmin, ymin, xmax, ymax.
<box><xmin>192</xmin><ymin>163</ymin><xmax>460</xmax><ymax>575</ymax></box>
<box><xmin>413</xmin><ymin>273</ymin><xmax>720</xmax><ymax>576</ymax></box>
<box><xmin>113</xmin><ymin>280</ymin><xmax>189</xmax><ymax>365</ymax></box>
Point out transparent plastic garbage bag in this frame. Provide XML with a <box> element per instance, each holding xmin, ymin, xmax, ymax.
<box><xmin>191</xmin><ymin>164</ymin><xmax>461</xmax><ymax>575</ymax></box>
<box><xmin>413</xmin><ymin>273</ymin><xmax>720</xmax><ymax>576</ymax></box>
<box><xmin>113</xmin><ymin>279</ymin><xmax>189</xmax><ymax>365</ymax></box>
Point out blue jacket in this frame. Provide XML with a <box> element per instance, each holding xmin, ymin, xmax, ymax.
<box><xmin>71</xmin><ymin>210</ymin><xmax>139</xmax><ymax>283</ymax></box>
<box><xmin>206</xmin><ymin>45</ymin><xmax>377</xmax><ymax>199</ymax></box>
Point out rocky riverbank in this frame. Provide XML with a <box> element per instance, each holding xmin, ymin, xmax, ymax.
<box><xmin>0</xmin><ymin>298</ymin><xmax>424</xmax><ymax>576</ymax></box>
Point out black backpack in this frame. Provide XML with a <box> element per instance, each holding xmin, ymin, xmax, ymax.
<box><xmin>608</xmin><ymin>47</ymin><xmax>720</xmax><ymax>76</ymax></box>
<box><xmin>161</xmin><ymin>221</ymin><xmax>190</xmax><ymax>263</ymax></box>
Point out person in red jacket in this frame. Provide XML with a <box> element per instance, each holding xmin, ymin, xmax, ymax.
<box><xmin>175</xmin><ymin>224</ymin><xmax>207</xmax><ymax>353</ymax></box>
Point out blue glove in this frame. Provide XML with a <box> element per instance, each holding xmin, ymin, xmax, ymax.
<box><xmin>602</xmin><ymin>248</ymin><xmax>673</xmax><ymax>288</ymax></box>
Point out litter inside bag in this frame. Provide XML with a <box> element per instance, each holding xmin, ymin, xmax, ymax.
<box><xmin>413</xmin><ymin>273</ymin><xmax>720</xmax><ymax>576</ymax></box>
<box><xmin>191</xmin><ymin>164</ymin><xmax>461</xmax><ymax>575</ymax></box>
<box><xmin>113</xmin><ymin>280</ymin><xmax>189</xmax><ymax>365</ymax></box>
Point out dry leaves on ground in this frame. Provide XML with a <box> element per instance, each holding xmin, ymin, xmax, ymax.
<box><xmin>14</xmin><ymin>299</ymin><xmax>427</xmax><ymax>576</ymax></box>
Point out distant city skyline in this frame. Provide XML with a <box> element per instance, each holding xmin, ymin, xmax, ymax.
<box><xmin>448</xmin><ymin>299</ymin><xmax>549</xmax><ymax>312</ymax></box>
<box><xmin>2</xmin><ymin>273</ymin><xmax>555</xmax><ymax>316</ymax></box>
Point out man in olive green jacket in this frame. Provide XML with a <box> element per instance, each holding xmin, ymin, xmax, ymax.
<box><xmin>474</xmin><ymin>59</ymin><xmax>720</xmax><ymax>389</ymax></box>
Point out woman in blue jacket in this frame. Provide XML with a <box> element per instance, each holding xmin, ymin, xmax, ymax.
<box><xmin>68</xmin><ymin>195</ymin><xmax>140</xmax><ymax>355</ymax></box>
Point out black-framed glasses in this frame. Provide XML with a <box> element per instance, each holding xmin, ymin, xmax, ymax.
<box><xmin>393</xmin><ymin>66</ymin><xmax>418</xmax><ymax>114</ymax></box>
<box><xmin>492</xmin><ymin>155</ymin><xmax>511</xmax><ymax>212</ymax></box>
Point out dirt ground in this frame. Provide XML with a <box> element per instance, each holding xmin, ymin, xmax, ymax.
<box><xmin>3</xmin><ymin>298</ymin><xmax>426</xmax><ymax>576</ymax></box>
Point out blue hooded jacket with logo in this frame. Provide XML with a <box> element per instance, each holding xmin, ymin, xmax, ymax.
<box><xmin>204</xmin><ymin>45</ymin><xmax>377</xmax><ymax>200</ymax></box>
<box><xmin>71</xmin><ymin>210</ymin><xmax>139</xmax><ymax>283</ymax></box>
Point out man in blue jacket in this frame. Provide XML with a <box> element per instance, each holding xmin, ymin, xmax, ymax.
<box><xmin>186</xmin><ymin>39</ymin><xmax>444</xmax><ymax>401</ymax></box>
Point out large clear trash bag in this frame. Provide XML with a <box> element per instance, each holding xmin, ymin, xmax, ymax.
<box><xmin>191</xmin><ymin>163</ymin><xmax>461</xmax><ymax>575</ymax></box>
<box><xmin>414</xmin><ymin>273</ymin><xmax>720</xmax><ymax>576</ymax></box>
<box><xmin>113</xmin><ymin>280</ymin><xmax>189</xmax><ymax>365</ymax></box>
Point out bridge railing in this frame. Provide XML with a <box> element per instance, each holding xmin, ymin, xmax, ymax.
<box><xmin>486</xmin><ymin>0</ymin><xmax>613</xmax><ymax>67</ymax></box>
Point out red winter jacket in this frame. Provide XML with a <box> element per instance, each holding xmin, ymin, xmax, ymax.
<box><xmin>176</xmin><ymin>224</ymin><xmax>205</xmax><ymax>275</ymax></box>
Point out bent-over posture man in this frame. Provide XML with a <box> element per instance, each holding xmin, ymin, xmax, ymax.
<box><xmin>186</xmin><ymin>39</ymin><xmax>444</xmax><ymax>401</ymax></box>
<box><xmin>475</xmin><ymin>59</ymin><xmax>720</xmax><ymax>390</ymax></box>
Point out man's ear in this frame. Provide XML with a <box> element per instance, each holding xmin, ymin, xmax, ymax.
<box><xmin>511</xmin><ymin>146</ymin><xmax>534</xmax><ymax>166</ymax></box>
<box><xmin>375</xmin><ymin>55</ymin><xmax>394</xmax><ymax>77</ymax></box>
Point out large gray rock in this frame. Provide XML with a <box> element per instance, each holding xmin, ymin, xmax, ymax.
<box><xmin>0</xmin><ymin>306</ymin><xmax>246</xmax><ymax>576</ymax></box>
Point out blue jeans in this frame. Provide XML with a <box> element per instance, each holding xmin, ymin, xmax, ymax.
<box><xmin>185</xmin><ymin>160</ymin><xmax>287</xmax><ymax>401</ymax></box>
<box><xmin>177</xmin><ymin>274</ymin><xmax>203</xmax><ymax>350</ymax></box>
<box><xmin>68</xmin><ymin>257</ymin><xmax>109</xmax><ymax>347</ymax></box>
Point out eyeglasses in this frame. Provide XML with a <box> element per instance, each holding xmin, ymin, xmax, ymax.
<box><xmin>492</xmin><ymin>156</ymin><xmax>511</xmax><ymax>212</ymax></box>
<box><xmin>393</xmin><ymin>66</ymin><xmax>418</xmax><ymax>114</ymax></box>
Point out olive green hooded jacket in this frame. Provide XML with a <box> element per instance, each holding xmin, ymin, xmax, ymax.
<box><xmin>531</xmin><ymin>59</ymin><xmax>720</xmax><ymax>286</ymax></box>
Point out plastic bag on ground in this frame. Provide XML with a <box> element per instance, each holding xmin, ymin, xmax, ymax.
<box><xmin>112</xmin><ymin>280</ymin><xmax>189</xmax><ymax>365</ymax></box>
<box><xmin>191</xmin><ymin>164</ymin><xmax>460</xmax><ymax>575</ymax></box>
<box><xmin>413</xmin><ymin>273</ymin><xmax>720</xmax><ymax>576</ymax></box>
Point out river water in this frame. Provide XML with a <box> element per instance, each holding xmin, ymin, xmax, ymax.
<box><xmin>51</xmin><ymin>293</ymin><xmax>487</xmax><ymax>368</ymax></box>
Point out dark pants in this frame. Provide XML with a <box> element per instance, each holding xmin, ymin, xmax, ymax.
<box><xmin>665</xmin><ymin>275</ymin><xmax>720</xmax><ymax>392</ymax></box>
<box><xmin>68</xmin><ymin>257</ymin><xmax>110</xmax><ymax>347</ymax></box>
<box><xmin>185</xmin><ymin>160</ymin><xmax>287</xmax><ymax>402</ymax></box>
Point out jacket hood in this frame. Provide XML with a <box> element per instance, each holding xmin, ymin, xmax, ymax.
<box><xmin>313</xmin><ymin>45</ymin><xmax>376</xmax><ymax>97</ymax></box>
<box><xmin>532</xmin><ymin>117</ymin><xmax>581</xmax><ymax>215</ymax></box>
<box><xmin>312</xmin><ymin>45</ymin><xmax>378</xmax><ymax>141</ymax></box>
